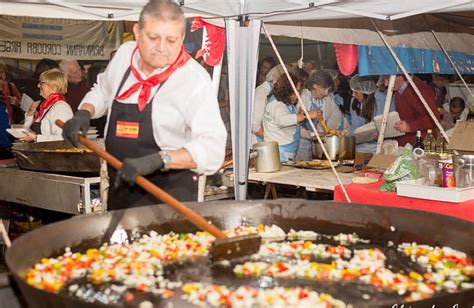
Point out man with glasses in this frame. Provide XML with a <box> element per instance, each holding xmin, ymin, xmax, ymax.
<box><xmin>59</xmin><ymin>59</ymin><xmax>90</xmax><ymax>112</ymax></box>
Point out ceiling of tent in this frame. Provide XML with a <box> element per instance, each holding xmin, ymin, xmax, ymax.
<box><xmin>1</xmin><ymin>0</ymin><xmax>473</xmax><ymax>53</ymax></box>
<box><xmin>1</xmin><ymin>0</ymin><xmax>474</xmax><ymax>21</ymax></box>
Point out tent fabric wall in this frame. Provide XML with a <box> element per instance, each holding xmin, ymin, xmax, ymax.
<box><xmin>358</xmin><ymin>45</ymin><xmax>474</xmax><ymax>76</ymax></box>
<box><xmin>226</xmin><ymin>19</ymin><xmax>261</xmax><ymax>200</ymax></box>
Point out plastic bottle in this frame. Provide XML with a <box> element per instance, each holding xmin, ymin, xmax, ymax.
<box><xmin>423</xmin><ymin>129</ymin><xmax>435</xmax><ymax>154</ymax></box>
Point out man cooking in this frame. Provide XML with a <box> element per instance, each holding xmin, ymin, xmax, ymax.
<box><xmin>62</xmin><ymin>0</ymin><xmax>227</xmax><ymax>210</ymax></box>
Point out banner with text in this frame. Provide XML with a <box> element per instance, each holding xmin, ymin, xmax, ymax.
<box><xmin>0</xmin><ymin>16</ymin><xmax>122</xmax><ymax>60</ymax></box>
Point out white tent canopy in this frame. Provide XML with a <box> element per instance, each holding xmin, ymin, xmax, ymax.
<box><xmin>1</xmin><ymin>0</ymin><xmax>474</xmax><ymax>22</ymax></box>
<box><xmin>1</xmin><ymin>0</ymin><xmax>473</xmax><ymax>200</ymax></box>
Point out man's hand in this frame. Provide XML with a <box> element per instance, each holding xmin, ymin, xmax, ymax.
<box><xmin>62</xmin><ymin>110</ymin><xmax>91</xmax><ymax>147</ymax></box>
<box><xmin>115</xmin><ymin>152</ymin><xmax>164</xmax><ymax>187</ymax></box>
<box><xmin>394</xmin><ymin>120</ymin><xmax>410</xmax><ymax>133</ymax></box>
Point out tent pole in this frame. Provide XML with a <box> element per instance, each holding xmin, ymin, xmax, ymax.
<box><xmin>262</xmin><ymin>24</ymin><xmax>351</xmax><ymax>203</ymax></box>
<box><xmin>370</xmin><ymin>19</ymin><xmax>450</xmax><ymax>144</ymax></box>
<box><xmin>376</xmin><ymin>75</ymin><xmax>396</xmax><ymax>154</ymax></box>
<box><xmin>424</xmin><ymin>17</ymin><xmax>473</xmax><ymax>98</ymax></box>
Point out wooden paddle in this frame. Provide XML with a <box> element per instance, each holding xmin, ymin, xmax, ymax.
<box><xmin>56</xmin><ymin>120</ymin><xmax>261</xmax><ymax>261</ymax></box>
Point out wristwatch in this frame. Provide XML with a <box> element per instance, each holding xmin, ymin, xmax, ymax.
<box><xmin>159</xmin><ymin>151</ymin><xmax>171</xmax><ymax>172</ymax></box>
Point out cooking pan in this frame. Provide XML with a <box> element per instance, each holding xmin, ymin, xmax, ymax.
<box><xmin>5</xmin><ymin>199</ymin><xmax>474</xmax><ymax>307</ymax></box>
<box><xmin>11</xmin><ymin>140</ymin><xmax>102</xmax><ymax>173</ymax></box>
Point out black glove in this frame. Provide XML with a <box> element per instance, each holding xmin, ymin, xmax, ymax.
<box><xmin>62</xmin><ymin>110</ymin><xmax>91</xmax><ymax>147</ymax></box>
<box><xmin>115</xmin><ymin>152</ymin><xmax>164</xmax><ymax>187</ymax></box>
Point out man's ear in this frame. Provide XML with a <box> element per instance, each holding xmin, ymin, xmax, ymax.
<box><xmin>133</xmin><ymin>23</ymin><xmax>140</xmax><ymax>41</ymax></box>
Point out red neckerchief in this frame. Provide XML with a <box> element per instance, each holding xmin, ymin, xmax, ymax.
<box><xmin>115</xmin><ymin>45</ymin><xmax>191</xmax><ymax>112</ymax></box>
<box><xmin>33</xmin><ymin>93</ymin><xmax>65</xmax><ymax>122</ymax></box>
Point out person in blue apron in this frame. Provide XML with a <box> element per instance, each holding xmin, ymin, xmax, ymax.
<box><xmin>263</xmin><ymin>73</ymin><xmax>321</xmax><ymax>161</ymax></box>
<box><xmin>296</xmin><ymin>70</ymin><xmax>344</xmax><ymax>161</ymax></box>
<box><xmin>21</xmin><ymin>69</ymin><xmax>73</xmax><ymax>143</ymax></box>
<box><xmin>62</xmin><ymin>1</ymin><xmax>227</xmax><ymax>210</ymax></box>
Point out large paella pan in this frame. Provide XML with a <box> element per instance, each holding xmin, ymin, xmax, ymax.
<box><xmin>6</xmin><ymin>200</ymin><xmax>473</xmax><ymax>307</ymax></box>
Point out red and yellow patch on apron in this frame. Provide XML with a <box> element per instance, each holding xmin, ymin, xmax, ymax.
<box><xmin>115</xmin><ymin>121</ymin><xmax>139</xmax><ymax>138</ymax></box>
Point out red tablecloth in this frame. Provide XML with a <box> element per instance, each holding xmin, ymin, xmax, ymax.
<box><xmin>334</xmin><ymin>180</ymin><xmax>474</xmax><ymax>222</ymax></box>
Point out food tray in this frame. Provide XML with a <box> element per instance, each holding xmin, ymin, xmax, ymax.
<box><xmin>282</xmin><ymin>159</ymin><xmax>339</xmax><ymax>170</ymax></box>
<box><xmin>396</xmin><ymin>179</ymin><xmax>474</xmax><ymax>203</ymax></box>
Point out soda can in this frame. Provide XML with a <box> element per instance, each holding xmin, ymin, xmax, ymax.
<box><xmin>441</xmin><ymin>161</ymin><xmax>455</xmax><ymax>188</ymax></box>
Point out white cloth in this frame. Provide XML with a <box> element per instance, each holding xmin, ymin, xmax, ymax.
<box><xmin>263</xmin><ymin>100</ymin><xmax>298</xmax><ymax>146</ymax></box>
<box><xmin>24</xmin><ymin>100</ymin><xmax>73</xmax><ymax>142</ymax></box>
<box><xmin>79</xmin><ymin>41</ymin><xmax>227</xmax><ymax>175</ymax></box>
<box><xmin>251</xmin><ymin>81</ymin><xmax>272</xmax><ymax>144</ymax></box>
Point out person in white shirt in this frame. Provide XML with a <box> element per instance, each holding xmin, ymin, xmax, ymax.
<box><xmin>21</xmin><ymin>69</ymin><xmax>73</xmax><ymax>142</ymax></box>
<box><xmin>252</xmin><ymin>64</ymin><xmax>294</xmax><ymax>145</ymax></box>
<box><xmin>263</xmin><ymin>73</ymin><xmax>320</xmax><ymax>161</ymax></box>
<box><xmin>62</xmin><ymin>0</ymin><xmax>226</xmax><ymax>210</ymax></box>
<box><xmin>295</xmin><ymin>70</ymin><xmax>346</xmax><ymax>160</ymax></box>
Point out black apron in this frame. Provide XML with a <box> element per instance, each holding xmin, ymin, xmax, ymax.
<box><xmin>105</xmin><ymin>68</ymin><xmax>198</xmax><ymax>210</ymax></box>
<box><xmin>30</xmin><ymin>106</ymin><xmax>47</xmax><ymax>134</ymax></box>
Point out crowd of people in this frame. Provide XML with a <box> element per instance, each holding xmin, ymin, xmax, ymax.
<box><xmin>252</xmin><ymin>55</ymin><xmax>470</xmax><ymax>161</ymax></box>
<box><xmin>0</xmin><ymin>56</ymin><xmax>111</xmax><ymax>159</ymax></box>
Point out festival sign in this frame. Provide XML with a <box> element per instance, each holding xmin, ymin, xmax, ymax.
<box><xmin>0</xmin><ymin>16</ymin><xmax>121</xmax><ymax>60</ymax></box>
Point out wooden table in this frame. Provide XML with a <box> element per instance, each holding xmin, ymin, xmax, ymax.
<box><xmin>248</xmin><ymin>166</ymin><xmax>356</xmax><ymax>199</ymax></box>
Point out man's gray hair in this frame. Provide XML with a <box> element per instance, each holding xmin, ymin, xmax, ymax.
<box><xmin>59</xmin><ymin>59</ymin><xmax>79</xmax><ymax>74</ymax></box>
<box><xmin>138</xmin><ymin>0</ymin><xmax>186</xmax><ymax>34</ymax></box>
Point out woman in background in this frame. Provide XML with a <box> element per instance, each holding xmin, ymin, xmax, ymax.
<box><xmin>21</xmin><ymin>69</ymin><xmax>73</xmax><ymax>142</ymax></box>
<box><xmin>349</xmin><ymin>75</ymin><xmax>388</xmax><ymax>153</ymax></box>
<box><xmin>263</xmin><ymin>73</ymin><xmax>320</xmax><ymax>161</ymax></box>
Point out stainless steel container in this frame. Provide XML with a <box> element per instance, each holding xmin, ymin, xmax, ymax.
<box><xmin>453</xmin><ymin>154</ymin><xmax>474</xmax><ymax>188</ymax></box>
<box><xmin>312</xmin><ymin>136</ymin><xmax>340</xmax><ymax>160</ymax></box>
<box><xmin>338</xmin><ymin>136</ymin><xmax>356</xmax><ymax>160</ymax></box>
<box><xmin>251</xmin><ymin>141</ymin><xmax>281</xmax><ymax>172</ymax></box>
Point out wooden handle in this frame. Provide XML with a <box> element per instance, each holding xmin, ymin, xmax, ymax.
<box><xmin>56</xmin><ymin>120</ymin><xmax>227</xmax><ymax>240</ymax></box>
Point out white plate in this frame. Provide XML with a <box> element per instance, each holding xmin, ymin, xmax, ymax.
<box><xmin>87</xmin><ymin>129</ymin><xmax>98</xmax><ymax>134</ymax></box>
<box><xmin>6</xmin><ymin>127</ymin><xmax>33</xmax><ymax>139</ymax></box>
<box><xmin>87</xmin><ymin>134</ymin><xmax>99</xmax><ymax>139</ymax></box>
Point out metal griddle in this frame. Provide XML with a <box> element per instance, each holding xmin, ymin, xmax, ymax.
<box><xmin>11</xmin><ymin>140</ymin><xmax>101</xmax><ymax>174</ymax></box>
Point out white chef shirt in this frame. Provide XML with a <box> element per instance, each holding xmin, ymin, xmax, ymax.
<box><xmin>79</xmin><ymin>41</ymin><xmax>227</xmax><ymax>175</ymax></box>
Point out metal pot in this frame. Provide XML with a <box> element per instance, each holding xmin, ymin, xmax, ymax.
<box><xmin>312</xmin><ymin>135</ymin><xmax>340</xmax><ymax>160</ymax></box>
<box><xmin>338</xmin><ymin>136</ymin><xmax>356</xmax><ymax>160</ymax></box>
<box><xmin>312</xmin><ymin>136</ymin><xmax>355</xmax><ymax>161</ymax></box>
<box><xmin>453</xmin><ymin>154</ymin><xmax>474</xmax><ymax>188</ymax></box>
<box><xmin>251</xmin><ymin>141</ymin><xmax>280</xmax><ymax>172</ymax></box>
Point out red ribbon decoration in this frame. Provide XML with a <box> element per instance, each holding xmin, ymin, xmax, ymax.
<box><xmin>191</xmin><ymin>17</ymin><xmax>226</xmax><ymax>67</ymax></box>
<box><xmin>116</xmin><ymin>46</ymin><xmax>191</xmax><ymax>112</ymax></box>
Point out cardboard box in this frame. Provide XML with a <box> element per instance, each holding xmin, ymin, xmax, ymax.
<box><xmin>367</xmin><ymin>154</ymin><xmax>397</xmax><ymax>170</ymax></box>
<box><xmin>447</xmin><ymin>121</ymin><xmax>474</xmax><ymax>152</ymax></box>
